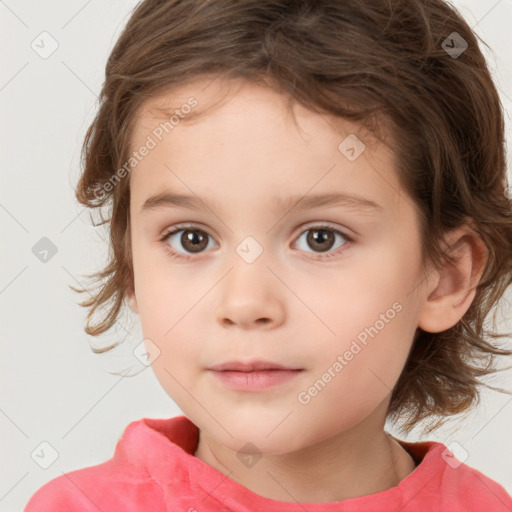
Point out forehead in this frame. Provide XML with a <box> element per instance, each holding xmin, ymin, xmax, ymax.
<box><xmin>133</xmin><ymin>76</ymin><xmax>385</xmax><ymax>145</ymax></box>
<box><xmin>128</xmin><ymin>78</ymin><xmax>409</xmax><ymax>219</ymax></box>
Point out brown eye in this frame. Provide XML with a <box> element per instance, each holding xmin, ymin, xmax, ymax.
<box><xmin>306</xmin><ymin>228</ymin><xmax>336</xmax><ymax>252</ymax></box>
<box><xmin>162</xmin><ymin>227</ymin><xmax>216</xmax><ymax>256</ymax></box>
<box><xmin>180</xmin><ymin>229</ymin><xmax>208</xmax><ymax>253</ymax></box>
<box><xmin>295</xmin><ymin>225</ymin><xmax>349</xmax><ymax>255</ymax></box>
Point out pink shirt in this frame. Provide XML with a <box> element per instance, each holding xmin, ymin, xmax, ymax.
<box><xmin>24</xmin><ymin>415</ymin><xmax>512</xmax><ymax>511</ymax></box>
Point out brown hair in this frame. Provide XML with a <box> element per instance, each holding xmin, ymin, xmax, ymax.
<box><xmin>71</xmin><ymin>0</ymin><xmax>512</xmax><ymax>434</ymax></box>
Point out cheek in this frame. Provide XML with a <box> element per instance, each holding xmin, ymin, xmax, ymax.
<box><xmin>139</xmin><ymin>306</ymin><xmax>203</xmax><ymax>414</ymax></box>
<box><xmin>302</xmin><ymin>246</ymin><xmax>421</xmax><ymax>398</ymax></box>
<box><xmin>304</xmin><ymin>242</ymin><xmax>419</xmax><ymax>345</ymax></box>
<box><xmin>293</xmin><ymin>305</ymin><xmax>417</xmax><ymax>442</ymax></box>
<box><xmin>132</xmin><ymin>246</ymin><xmax>204</xmax><ymax>339</ymax></box>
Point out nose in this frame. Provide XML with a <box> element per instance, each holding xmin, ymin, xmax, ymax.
<box><xmin>215</xmin><ymin>257</ymin><xmax>286</xmax><ymax>330</ymax></box>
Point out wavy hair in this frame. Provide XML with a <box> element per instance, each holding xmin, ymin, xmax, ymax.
<box><xmin>71</xmin><ymin>0</ymin><xmax>512</xmax><ymax>433</ymax></box>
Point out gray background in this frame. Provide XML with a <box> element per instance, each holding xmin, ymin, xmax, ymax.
<box><xmin>1</xmin><ymin>1</ymin><xmax>511</xmax><ymax>510</ymax></box>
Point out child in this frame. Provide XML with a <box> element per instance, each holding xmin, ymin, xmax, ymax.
<box><xmin>25</xmin><ymin>0</ymin><xmax>512</xmax><ymax>510</ymax></box>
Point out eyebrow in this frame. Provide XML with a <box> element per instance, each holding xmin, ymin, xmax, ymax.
<box><xmin>140</xmin><ymin>191</ymin><xmax>383</xmax><ymax>215</ymax></box>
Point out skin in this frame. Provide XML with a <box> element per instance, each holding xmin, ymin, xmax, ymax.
<box><xmin>126</xmin><ymin>77</ymin><xmax>487</xmax><ymax>503</ymax></box>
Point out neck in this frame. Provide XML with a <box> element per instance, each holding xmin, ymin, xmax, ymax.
<box><xmin>194</xmin><ymin>405</ymin><xmax>417</xmax><ymax>503</ymax></box>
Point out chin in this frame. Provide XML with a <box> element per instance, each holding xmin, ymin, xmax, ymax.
<box><xmin>193</xmin><ymin>409</ymin><xmax>316</xmax><ymax>456</ymax></box>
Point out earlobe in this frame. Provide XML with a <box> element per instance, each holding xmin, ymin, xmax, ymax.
<box><xmin>417</xmin><ymin>223</ymin><xmax>488</xmax><ymax>334</ymax></box>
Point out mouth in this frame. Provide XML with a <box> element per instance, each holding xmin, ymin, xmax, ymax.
<box><xmin>207</xmin><ymin>360</ymin><xmax>304</xmax><ymax>391</ymax></box>
<box><xmin>208</xmin><ymin>359</ymin><xmax>302</xmax><ymax>372</ymax></box>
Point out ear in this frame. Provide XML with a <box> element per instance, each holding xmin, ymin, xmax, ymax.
<box><xmin>126</xmin><ymin>287</ymin><xmax>139</xmax><ymax>315</ymax></box>
<box><xmin>417</xmin><ymin>223</ymin><xmax>488</xmax><ymax>333</ymax></box>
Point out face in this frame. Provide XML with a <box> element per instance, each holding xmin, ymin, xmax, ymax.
<box><xmin>127</xmin><ymin>78</ymin><xmax>428</xmax><ymax>455</ymax></box>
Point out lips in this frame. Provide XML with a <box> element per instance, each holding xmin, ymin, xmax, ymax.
<box><xmin>207</xmin><ymin>360</ymin><xmax>304</xmax><ymax>391</ymax></box>
<box><xmin>208</xmin><ymin>360</ymin><xmax>302</xmax><ymax>372</ymax></box>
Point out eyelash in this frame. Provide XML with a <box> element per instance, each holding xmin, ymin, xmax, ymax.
<box><xmin>158</xmin><ymin>223</ymin><xmax>353</xmax><ymax>261</ymax></box>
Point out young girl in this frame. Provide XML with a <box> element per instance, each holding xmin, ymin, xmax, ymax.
<box><xmin>25</xmin><ymin>0</ymin><xmax>512</xmax><ymax>510</ymax></box>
